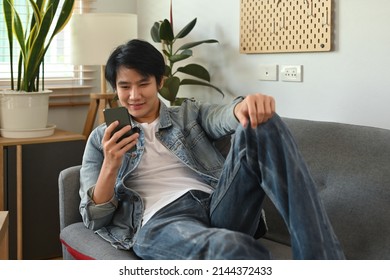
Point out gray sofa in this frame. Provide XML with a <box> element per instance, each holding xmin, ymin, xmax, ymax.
<box><xmin>59</xmin><ymin>118</ymin><xmax>390</xmax><ymax>260</ymax></box>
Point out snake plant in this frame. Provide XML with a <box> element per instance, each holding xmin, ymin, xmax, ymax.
<box><xmin>3</xmin><ymin>0</ymin><xmax>75</xmax><ymax>92</ymax></box>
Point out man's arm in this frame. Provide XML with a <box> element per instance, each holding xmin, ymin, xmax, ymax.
<box><xmin>79</xmin><ymin>122</ymin><xmax>139</xmax><ymax>230</ymax></box>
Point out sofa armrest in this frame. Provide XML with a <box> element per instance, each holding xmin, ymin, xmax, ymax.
<box><xmin>59</xmin><ymin>165</ymin><xmax>83</xmax><ymax>230</ymax></box>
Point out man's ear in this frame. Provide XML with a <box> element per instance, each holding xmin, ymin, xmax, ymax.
<box><xmin>158</xmin><ymin>76</ymin><xmax>164</xmax><ymax>90</ymax></box>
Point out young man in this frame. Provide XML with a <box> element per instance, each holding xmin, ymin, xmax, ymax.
<box><xmin>79</xmin><ymin>39</ymin><xmax>344</xmax><ymax>260</ymax></box>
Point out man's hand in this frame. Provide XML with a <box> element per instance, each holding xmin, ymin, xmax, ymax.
<box><xmin>92</xmin><ymin>121</ymin><xmax>139</xmax><ymax>205</ymax></box>
<box><xmin>102</xmin><ymin>121</ymin><xmax>139</xmax><ymax>170</ymax></box>
<box><xmin>234</xmin><ymin>94</ymin><xmax>275</xmax><ymax>128</ymax></box>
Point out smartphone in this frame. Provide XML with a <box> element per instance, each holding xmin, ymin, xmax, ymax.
<box><xmin>103</xmin><ymin>107</ymin><xmax>140</xmax><ymax>151</ymax></box>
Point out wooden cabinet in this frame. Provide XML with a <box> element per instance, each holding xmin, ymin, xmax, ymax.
<box><xmin>0</xmin><ymin>130</ymin><xmax>85</xmax><ymax>259</ymax></box>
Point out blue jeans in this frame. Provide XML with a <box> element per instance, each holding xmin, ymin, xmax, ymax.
<box><xmin>132</xmin><ymin>115</ymin><xmax>345</xmax><ymax>259</ymax></box>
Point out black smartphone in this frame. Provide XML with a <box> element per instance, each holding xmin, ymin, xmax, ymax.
<box><xmin>103</xmin><ymin>107</ymin><xmax>140</xmax><ymax>151</ymax></box>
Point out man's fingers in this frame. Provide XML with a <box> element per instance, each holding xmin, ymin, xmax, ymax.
<box><xmin>236</xmin><ymin>111</ymin><xmax>250</xmax><ymax>127</ymax></box>
<box><xmin>234</xmin><ymin>94</ymin><xmax>276</xmax><ymax>128</ymax></box>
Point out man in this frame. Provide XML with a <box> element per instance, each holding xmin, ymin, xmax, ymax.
<box><xmin>79</xmin><ymin>39</ymin><xmax>344</xmax><ymax>259</ymax></box>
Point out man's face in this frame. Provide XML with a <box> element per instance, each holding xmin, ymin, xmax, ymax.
<box><xmin>115</xmin><ymin>66</ymin><xmax>162</xmax><ymax>124</ymax></box>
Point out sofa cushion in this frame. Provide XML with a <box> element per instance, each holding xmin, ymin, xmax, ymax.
<box><xmin>61</xmin><ymin>223</ymin><xmax>293</xmax><ymax>260</ymax></box>
<box><xmin>60</xmin><ymin>223</ymin><xmax>140</xmax><ymax>260</ymax></box>
<box><xmin>263</xmin><ymin>118</ymin><xmax>390</xmax><ymax>259</ymax></box>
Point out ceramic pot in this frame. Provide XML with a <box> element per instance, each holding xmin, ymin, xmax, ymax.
<box><xmin>0</xmin><ymin>90</ymin><xmax>54</xmax><ymax>138</ymax></box>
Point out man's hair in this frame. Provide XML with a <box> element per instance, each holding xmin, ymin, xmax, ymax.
<box><xmin>105</xmin><ymin>39</ymin><xmax>165</xmax><ymax>90</ymax></box>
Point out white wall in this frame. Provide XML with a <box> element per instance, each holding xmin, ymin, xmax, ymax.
<box><xmin>135</xmin><ymin>0</ymin><xmax>390</xmax><ymax>130</ymax></box>
<box><xmin>55</xmin><ymin>0</ymin><xmax>389</xmax><ymax>132</ymax></box>
<box><xmin>93</xmin><ymin>0</ymin><xmax>136</xmax><ymax>13</ymax></box>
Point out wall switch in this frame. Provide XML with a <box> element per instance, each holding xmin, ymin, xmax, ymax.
<box><xmin>280</xmin><ymin>65</ymin><xmax>303</xmax><ymax>82</ymax></box>
<box><xmin>259</xmin><ymin>65</ymin><xmax>278</xmax><ymax>81</ymax></box>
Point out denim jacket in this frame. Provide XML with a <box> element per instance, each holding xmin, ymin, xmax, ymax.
<box><xmin>79</xmin><ymin>98</ymin><xmax>242</xmax><ymax>250</ymax></box>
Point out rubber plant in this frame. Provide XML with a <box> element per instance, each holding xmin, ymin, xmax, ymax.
<box><xmin>150</xmin><ymin>5</ymin><xmax>223</xmax><ymax>105</ymax></box>
<box><xmin>3</xmin><ymin>0</ymin><xmax>75</xmax><ymax>92</ymax></box>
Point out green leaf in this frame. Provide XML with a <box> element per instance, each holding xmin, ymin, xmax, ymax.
<box><xmin>180</xmin><ymin>79</ymin><xmax>224</xmax><ymax>96</ymax></box>
<box><xmin>177</xmin><ymin>64</ymin><xmax>210</xmax><ymax>82</ymax></box>
<box><xmin>51</xmin><ymin>0</ymin><xmax>75</xmax><ymax>36</ymax></box>
<box><xmin>12</xmin><ymin>9</ymin><xmax>27</xmax><ymax>60</ymax></box>
<box><xmin>151</xmin><ymin>21</ymin><xmax>161</xmax><ymax>43</ymax></box>
<box><xmin>159</xmin><ymin>19</ymin><xmax>174</xmax><ymax>42</ymax></box>
<box><xmin>26</xmin><ymin>4</ymin><xmax>55</xmax><ymax>88</ymax></box>
<box><xmin>159</xmin><ymin>87</ymin><xmax>172</xmax><ymax>102</ymax></box>
<box><xmin>162</xmin><ymin>49</ymin><xmax>170</xmax><ymax>58</ymax></box>
<box><xmin>42</xmin><ymin>0</ymin><xmax>75</xmax><ymax>73</ymax></box>
<box><xmin>35</xmin><ymin>0</ymin><xmax>44</xmax><ymax>10</ymax></box>
<box><xmin>3</xmin><ymin>0</ymin><xmax>14</xmax><ymax>89</ymax></box>
<box><xmin>164</xmin><ymin>65</ymin><xmax>172</xmax><ymax>77</ymax></box>
<box><xmin>27</xmin><ymin>0</ymin><xmax>39</xmax><ymax>31</ymax></box>
<box><xmin>174</xmin><ymin>18</ymin><xmax>197</xmax><ymax>39</ymax></box>
<box><xmin>29</xmin><ymin>0</ymin><xmax>42</xmax><ymax>25</ymax></box>
<box><xmin>159</xmin><ymin>76</ymin><xmax>181</xmax><ymax>102</ymax></box>
<box><xmin>178</xmin><ymin>39</ymin><xmax>219</xmax><ymax>51</ymax></box>
<box><xmin>169</xmin><ymin>49</ymin><xmax>192</xmax><ymax>63</ymax></box>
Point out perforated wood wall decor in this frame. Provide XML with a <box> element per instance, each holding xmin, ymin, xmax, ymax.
<box><xmin>240</xmin><ymin>0</ymin><xmax>332</xmax><ymax>54</ymax></box>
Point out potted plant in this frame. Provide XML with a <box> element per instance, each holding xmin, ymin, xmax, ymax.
<box><xmin>150</xmin><ymin>17</ymin><xmax>224</xmax><ymax>105</ymax></box>
<box><xmin>1</xmin><ymin>0</ymin><xmax>74</xmax><ymax>138</ymax></box>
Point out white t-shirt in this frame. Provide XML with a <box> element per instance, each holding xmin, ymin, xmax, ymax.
<box><xmin>126</xmin><ymin>118</ymin><xmax>213</xmax><ymax>226</ymax></box>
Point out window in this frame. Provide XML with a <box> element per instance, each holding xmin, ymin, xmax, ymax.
<box><xmin>0</xmin><ymin>0</ymin><xmax>97</xmax><ymax>96</ymax></box>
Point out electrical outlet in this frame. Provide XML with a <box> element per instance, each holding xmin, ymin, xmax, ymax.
<box><xmin>259</xmin><ymin>65</ymin><xmax>278</xmax><ymax>81</ymax></box>
<box><xmin>280</xmin><ymin>65</ymin><xmax>303</xmax><ymax>82</ymax></box>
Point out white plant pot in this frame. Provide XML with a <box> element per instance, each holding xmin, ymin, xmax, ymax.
<box><xmin>0</xmin><ymin>90</ymin><xmax>55</xmax><ymax>138</ymax></box>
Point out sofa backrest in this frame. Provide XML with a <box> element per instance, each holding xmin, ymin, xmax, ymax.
<box><xmin>263</xmin><ymin>118</ymin><xmax>390</xmax><ymax>259</ymax></box>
